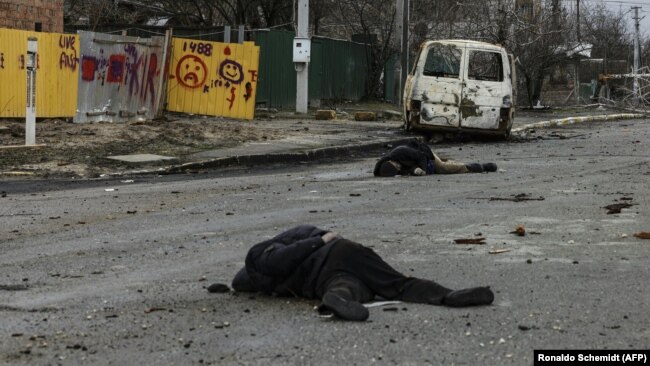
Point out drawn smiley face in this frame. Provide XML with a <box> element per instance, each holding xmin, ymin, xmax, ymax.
<box><xmin>219</xmin><ymin>60</ymin><xmax>244</xmax><ymax>84</ymax></box>
<box><xmin>176</xmin><ymin>55</ymin><xmax>207</xmax><ymax>89</ymax></box>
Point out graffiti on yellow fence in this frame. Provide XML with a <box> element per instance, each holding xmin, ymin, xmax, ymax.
<box><xmin>167</xmin><ymin>39</ymin><xmax>260</xmax><ymax>120</ymax></box>
<box><xmin>0</xmin><ymin>28</ymin><xmax>79</xmax><ymax>118</ymax></box>
<box><xmin>58</xmin><ymin>34</ymin><xmax>79</xmax><ymax>72</ymax></box>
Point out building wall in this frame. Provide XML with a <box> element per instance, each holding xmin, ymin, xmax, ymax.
<box><xmin>0</xmin><ymin>0</ymin><xmax>64</xmax><ymax>33</ymax></box>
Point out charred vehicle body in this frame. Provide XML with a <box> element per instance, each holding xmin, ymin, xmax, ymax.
<box><xmin>403</xmin><ymin>40</ymin><xmax>516</xmax><ymax>138</ymax></box>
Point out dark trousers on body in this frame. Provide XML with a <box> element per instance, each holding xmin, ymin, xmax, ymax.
<box><xmin>315</xmin><ymin>240</ymin><xmax>452</xmax><ymax>305</ymax></box>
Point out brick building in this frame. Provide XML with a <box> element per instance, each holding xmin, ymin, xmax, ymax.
<box><xmin>0</xmin><ymin>0</ymin><xmax>64</xmax><ymax>32</ymax></box>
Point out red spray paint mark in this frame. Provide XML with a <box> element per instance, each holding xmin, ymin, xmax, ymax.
<box><xmin>175</xmin><ymin>54</ymin><xmax>207</xmax><ymax>89</ymax></box>
<box><xmin>244</xmin><ymin>82</ymin><xmax>252</xmax><ymax>101</ymax></box>
<box><xmin>227</xmin><ymin>87</ymin><xmax>236</xmax><ymax>110</ymax></box>
<box><xmin>106</xmin><ymin>54</ymin><xmax>126</xmax><ymax>83</ymax></box>
<box><xmin>81</xmin><ymin>56</ymin><xmax>97</xmax><ymax>81</ymax></box>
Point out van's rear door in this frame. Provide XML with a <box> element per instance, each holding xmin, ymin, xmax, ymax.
<box><xmin>412</xmin><ymin>42</ymin><xmax>463</xmax><ymax>128</ymax></box>
<box><xmin>460</xmin><ymin>48</ymin><xmax>508</xmax><ymax>130</ymax></box>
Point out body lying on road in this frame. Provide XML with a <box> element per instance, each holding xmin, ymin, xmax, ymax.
<box><xmin>226</xmin><ymin>225</ymin><xmax>494</xmax><ymax>321</ymax></box>
<box><xmin>374</xmin><ymin>140</ymin><xmax>498</xmax><ymax>177</ymax></box>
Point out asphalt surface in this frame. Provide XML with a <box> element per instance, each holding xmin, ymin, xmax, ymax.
<box><xmin>132</xmin><ymin>109</ymin><xmax>648</xmax><ymax>176</ymax></box>
<box><xmin>1</xmin><ymin>114</ymin><xmax>649</xmax><ymax>365</ymax></box>
<box><xmin>0</xmin><ymin>105</ymin><xmax>643</xmax><ymax>180</ymax></box>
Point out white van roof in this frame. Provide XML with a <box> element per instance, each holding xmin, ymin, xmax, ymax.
<box><xmin>422</xmin><ymin>39</ymin><xmax>506</xmax><ymax>52</ymax></box>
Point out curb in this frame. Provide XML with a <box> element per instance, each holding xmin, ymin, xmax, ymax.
<box><xmin>163</xmin><ymin>137</ymin><xmax>419</xmax><ymax>174</ymax></box>
<box><xmin>103</xmin><ymin>112</ymin><xmax>645</xmax><ymax>177</ymax></box>
<box><xmin>511</xmin><ymin>113</ymin><xmax>646</xmax><ymax>133</ymax></box>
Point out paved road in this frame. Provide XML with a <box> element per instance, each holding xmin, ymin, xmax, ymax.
<box><xmin>1</xmin><ymin>118</ymin><xmax>649</xmax><ymax>365</ymax></box>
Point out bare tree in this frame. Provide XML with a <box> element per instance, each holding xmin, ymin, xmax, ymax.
<box><xmin>643</xmin><ymin>38</ymin><xmax>650</xmax><ymax>67</ymax></box>
<box><xmin>580</xmin><ymin>3</ymin><xmax>630</xmax><ymax>73</ymax></box>
<box><xmin>65</xmin><ymin>0</ymin><xmax>124</xmax><ymax>29</ymax></box>
<box><xmin>409</xmin><ymin>0</ymin><xmax>575</xmax><ymax>107</ymax></box>
<box><xmin>311</xmin><ymin>0</ymin><xmax>334</xmax><ymax>36</ymax></box>
<box><xmin>323</xmin><ymin>0</ymin><xmax>397</xmax><ymax>99</ymax></box>
<box><xmin>507</xmin><ymin>1</ymin><xmax>574</xmax><ymax>106</ymax></box>
<box><xmin>140</xmin><ymin>0</ymin><xmax>295</xmax><ymax>28</ymax></box>
<box><xmin>66</xmin><ymin>0</ymin><xmax>296</xmax><ymax>28</ymax></box>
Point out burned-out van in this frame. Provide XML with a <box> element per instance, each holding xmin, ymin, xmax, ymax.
<box><xmin>403</xmin><ymin>40</ymin><xmax>516</xmax><ymax>138</ymax></box>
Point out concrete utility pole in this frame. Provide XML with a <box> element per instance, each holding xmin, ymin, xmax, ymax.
<box><xmin>632</xmin><ymin>6</ymin><xmax>642</xmax><ymax>104</ymax></box>
<box><xmin>576</xmin><ymin>0</ymin><xmax>580</xmax><ymax>42</ymax></box>
<box><xmin>295</xmin><ymin>0</ymin><xmax>309</xmax><ymax>113</ymax></box>
<box><xmin>401</xmin><ymin>0</ymin><xmax>409</xmax><ymax>103</ymax></box>
<box><xmin>395</xmin><ymin>0</ymin><xmax>409</xmax><ymax>106</ymax></box>
<box><xmin>394</xmin><ymin>0</ymin><xmax>403</xmax><ymax>105</ymax></box>
<box><xmin>575</xmin><ymin>0</ymin><xmax>580</xmax><ymax>104</ymax></box>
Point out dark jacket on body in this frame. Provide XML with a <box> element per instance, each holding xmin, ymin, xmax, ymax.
<box><xmin>244</xmin><ymin>225</ymin><xmax>334</xmax><ymax>298</ymax></box>
<box><xmin>373</xmin><ymin>140</ymin><xmax>433</xmax><ymax>176</ymax></box>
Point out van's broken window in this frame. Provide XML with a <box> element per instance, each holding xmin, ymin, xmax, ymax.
<box><xmin>468</xmin><ymin>51</ymin><xmax>503</xmax><ymax>82</ymax></box>
<box><xmin>423</xmin><ymin>44</ymin><xmax>461</xmax><ymax>78</ymax></box>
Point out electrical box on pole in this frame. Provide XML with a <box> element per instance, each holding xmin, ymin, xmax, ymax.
<box><xmin>25</xmin><ymin>37</ymin><xmax>37</xmax><ymax>146</ymax></box>
<box><xmin>293</xmin><ymin>38</ymin><xmax>311</xmax><ymax>63</ymax></box>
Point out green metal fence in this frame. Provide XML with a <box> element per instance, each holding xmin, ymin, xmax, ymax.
<box><xmin>252</xmin><ymin>30</ymin><xmax>371</xmax><ymax>109</ymax></box>
<box><xmin>251</xmin><ymin>30</ymin><xmax>297</xmax><ymax>108</ymax></box>
<box><xmin>312</xmin><ymin>37</ymin><xmax>371</xmax><ymax>103</ymax></box>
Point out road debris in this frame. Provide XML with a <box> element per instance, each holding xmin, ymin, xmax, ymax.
<box><xmin>363</xmin><ymin>301</ymin><xmax>402</xmax><ymax>308</ymax></box>
<box><xmin>489</xmin><ymin>249</ymin><xmax>511</xmax><ymax>254</ymax></box>
<box><xmin>0</xmin><ymin>284</ymin><xmax>29</xmax><ymax>291</ymax></box>
<box><xmin>634</xmin><ymin>232</ymin><xmax>650</xmax><ymax>239</ymax></box>
<box><xmin>511</xmin><ymin>224</ymin><xmax>526</xmax><ymax>236</ymax></box>
<box><xmin>491</xmin><ymin>193</ymin><xmax>545</xmax><ymax>202</ymax></box>
<box><xmin>144</xmin><ymin>307</ymin><xmax>167</xmax><ymax>313</ymax></box>
<box><xmin>604</xmin><ymin>203</ymin><xmax>635</xmax><ymax>214</ymax></box>
<box><xmin>207</xmin><ymin>283</ymin><xmax>230</xmax><ymax>293</ymax></box>
<box><xmin>455</xmin><ymin>238</ymin><xmax>486</xmax><ymax>245</ymax></box>
<box><xmin>470</xmin><ymin>193</ymin><xmax>545</xmax><ymax>202</ymax></box>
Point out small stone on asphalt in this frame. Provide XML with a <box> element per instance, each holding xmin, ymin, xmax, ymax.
<box><xmin>207</xmin><ymin>283</ymin><xmax>230</xmax><ymax>293</ymax></box>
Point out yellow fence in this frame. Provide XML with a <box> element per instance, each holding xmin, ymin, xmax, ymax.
<box><xmin>0</xmin><ymin>28</ymin><xmax>79</xmax><ymax>118</ymax></box>
<box><xmin>166</xmin><ymin>38</ymin><xmax>260</xmax><ymax>120</ymax></box>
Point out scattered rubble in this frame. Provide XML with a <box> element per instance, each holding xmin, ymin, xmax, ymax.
<box><xmin>604</xmin><ymin>203</ymin><xmax>635</xmax><ymax>214</ymax></box>
<box><xmin>489</xmin><ymin>249</ymin><xmax>511</xmax><ymax>255</ymax></box>
<box><xmin>511</xmin><ymin>224</ymin><xmax>526</xmax><ymax>236</ymax></box>
<box><xmin>454</xmin><ymin>238</ymin><xmax>486</xmax><ymax>245</ymax></box>
<box><xmin>315</xmin><ymin>110</ymin><xmax>337</xmax><ymax>120</ymax></box>
<box><xmin>634</xmin><ymin>232</ymin><xmax>650</xmax><ymax>239</ymax></box>
<box><xmin>207</xmin><ymin>283</ymin><xmax>230</xmax><ymax>293</ymax></box>
<box><xmin>490</xmin><ymin>194</ymin><xmax>545</xmax><ymax>202</ymax></box>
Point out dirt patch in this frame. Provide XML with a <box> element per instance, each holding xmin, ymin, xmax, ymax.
<box><xmin>0</xmin><ymin>115</ymin><xmax>297</xmax><ymax>178</ymax></box>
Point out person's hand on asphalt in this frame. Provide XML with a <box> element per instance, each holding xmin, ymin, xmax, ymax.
<box><xmin>413</xmin><ymin>167</ymin><xmax>426</xmax><ymax>176</ymax></box>
<box><xmin>322</xmin><ymin>232</ymin><xmax>340</xmax><ymax>243</ymax></box>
